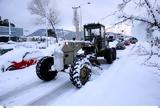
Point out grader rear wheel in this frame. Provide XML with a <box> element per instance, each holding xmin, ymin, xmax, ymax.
<box><xmin>70</xmin><ymin>57</ymin><xmax>91</xmax><ymax>88</ymax></box>
<box><xmin>104</xmin><ymin>48</ymin><xmax>113</xmax><ymax>64</ymax></box>
<box><xmin>112</xmin><ymin>48</ymin><xmax>117</xmax><ymax>60</ymax></box>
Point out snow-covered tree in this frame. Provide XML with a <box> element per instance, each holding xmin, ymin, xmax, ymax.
<box><xmin>116</xmin><ymin>0</ymin><xmax>160</xmax><ymax>68</ymax></box>
<box><xmin>117</xmin><ymin>0</ymin><xmax>160</xmax><ymax>38</ymax></box>
<box><xmin>28</xmin><ymin>0</ymin><xmax>59</xmax><ymax>42</ymax></box>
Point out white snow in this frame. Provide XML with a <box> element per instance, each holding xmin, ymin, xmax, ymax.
<box><xmin>109</xmin><ymin>40</ymin><xmax>118</xmax><ymax>48</ymax></box>
<box><xmin>131</xmin><ymin>22</ymin><xmax>148</xmax><ymax>41</ymax></box>
<box><xmin>0</xmin><ymin>41</ymin><xmax>160</xmax><ymax>105</ymax></box>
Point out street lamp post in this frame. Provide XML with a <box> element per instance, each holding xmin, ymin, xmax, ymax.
<box><xmin>72</xmin><ymin>6</ymin><xmax>80</xmax><ymax>40</ymax></box>
<box><xmin>72</xmin><ymin>2</ymin><xmax>91</xmax><ymax>40</ymax></box>
<box><xmin>79</xmin><ymin>2</ymin><xmax>91</xmax><ymax>40</ymax></box>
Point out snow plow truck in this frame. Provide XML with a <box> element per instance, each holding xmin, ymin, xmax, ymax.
<box><xmin>36</xmin><ymin>23</ymin><xmax>117</xmax><ymax>88</ymax></box>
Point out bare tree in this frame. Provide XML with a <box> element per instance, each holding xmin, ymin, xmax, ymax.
<box><xmin>28</xmin><ymin>0</ymin><xmax>59</xmax><ymax>42</ymax></box>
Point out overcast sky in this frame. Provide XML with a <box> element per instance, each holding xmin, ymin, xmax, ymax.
<box><xmin>0</xmin><ymin>0</ymin><xmax>121</xmax><ymax>34</ymax></box>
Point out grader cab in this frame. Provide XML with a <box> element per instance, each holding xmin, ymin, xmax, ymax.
<box><xmin>83</xmin><ymin>23</ymin><xmax>116</xmax><ymax>63</ymax></box>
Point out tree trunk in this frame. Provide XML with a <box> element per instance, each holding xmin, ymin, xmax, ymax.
<box><xmin>48</xmin><ymin>18</ymin><xmax>58</xmax><ymax>43</ymax></box>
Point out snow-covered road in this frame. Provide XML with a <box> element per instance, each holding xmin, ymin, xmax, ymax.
<box><xmin>0</xmin><ymin>43</ymin><xmax>160</xmax><ymax>105</ymax></box>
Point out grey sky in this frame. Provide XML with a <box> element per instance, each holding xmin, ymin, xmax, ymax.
<box><xmin>0</xmin><ymin>0</ymin><xmax>121</xmax><ymax>34</ymax></box>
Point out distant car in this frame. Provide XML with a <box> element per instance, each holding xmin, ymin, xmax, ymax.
<box><xmin>116</xmin><ymin>42</ymin><xmax>126</xmax><ymax>50</ymax></box>
<box><xmin>107</xmin><ymin>36</ymin><xmax>115</xmax><ymax>42</ymax></box>
<box><xmin>129</xmin><ymin>37</ymin><xmax>138</xmax><ymax>44</ymax></box>
<box><xmin>109</xmin><ymin>40</ymin><xmax>118</xmax><ymax>48</ymax></box>
<box><xmin>123</xmin><ymin>40</ymin><xmax>130</xmax><ymax>46</ymax></box>
<box><xmin>0</xmin><ymin>49</ymin><xmax>43</xmax><ymax>72</ymax></box>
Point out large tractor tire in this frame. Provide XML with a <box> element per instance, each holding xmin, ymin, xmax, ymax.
<box><xmin>70</xmin><ymin>57</ymin><xmax>91</xmax><ymax>88</ymax></box>
<box><xmin>36</xmin><ymin>56</ymin><xmax>58</xmax><ymax>81</ymax></box>
<box><xmin>112</xmin><ymin>48</ymin><xmax>117</xmax><ymax>60</ymax></box>
<box><xmin>104</xmin><ymin>48</ymin><xmax>113</xmax><ymax>64</ymax></box>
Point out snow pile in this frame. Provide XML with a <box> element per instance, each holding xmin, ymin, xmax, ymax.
<box><xmin>0</xmin><ymin>48</ymin><xmax>43</xmax><ymax>63</ymax></box>
<box><xmin>131</xmin><ymin>22</ymin><xmax>148</xmax><ymax>41</ymax></box>
<box><xmin>0</xmin><ymin>46</ymin><xmax>45</xmax><ymax>73</ymax></box>
<box><xmin>132</xmin><ymin>42</ymin><xmax>151</xmax><ymax>55</ymax></box>
<box><xmin>144</xmin><ymin>55</ymin><xmax>160</xmax><ymax>70</ymax></box>
<box><xmin>131</xmin><ymin>41</ymin><xmax>160</xmax><ymax>70</ymax></box>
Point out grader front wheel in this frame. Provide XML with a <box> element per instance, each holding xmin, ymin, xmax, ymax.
<box><xmin>36</xmin><ymin>56</ymin><xmax>58</xmax><ymax>81</ymax></box>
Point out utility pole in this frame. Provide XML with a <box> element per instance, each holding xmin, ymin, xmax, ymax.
<box><xmin>72</xmin><ymin>6</ymin><xmax>80</xmax><ymax>40</ymax></box>
<box><xmin>79</xmin><ymin>2</ymin><xmax>91</xmax><ymax>40</ymax></box>
<box><xmin>72</xmin><ymin>2</ymin><xmax>91</xmax><ymax>40</ymax></box>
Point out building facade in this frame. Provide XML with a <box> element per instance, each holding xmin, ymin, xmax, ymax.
<box><xmin>0</xmin><ymin>17</ymin><xmax>23</xmax><ymax>42</ymax></box>
<box><xmin>0</xmin><ymin>26</ymin><xmax>23</xmax><ymax>42</ymax></box>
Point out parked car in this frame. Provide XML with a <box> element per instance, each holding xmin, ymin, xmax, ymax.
<box><xmin>116</xmin><ymin>42</ymin><xmax>126</xmax><ymax>50</ymax></box>
<box><xmin>107</xmin><ymin>36</ymin><xmax>116</xmax><ymax>42</ymax></box>
<box><xmin>109</xmin><ymin>40</ymin><xmax>118</xmax><ymax>48</ymax></box>
<box><xmin>129</xmin><ymin>37</ymin><xmax>138</xmax><ymax>44</ymax></box>
<box><xmin>123</xmin><ymin>40</ymin><xmax>130</xmax><ymax>46</ymax></box>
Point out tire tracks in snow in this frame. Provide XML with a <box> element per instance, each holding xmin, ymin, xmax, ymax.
<box><xmin>28</xmin><ymin>81</ymin><xmax>74</xmax><ymax>105</ymax></box>
<box><xmin>1</xmin><ymin>73</ymin><xmax>72</xmax><ymax>105</ymax></box>
<box><xmin>0</xmin><ymin>80</ymin><xmax>43</xmax><ymax>104</ymax></box>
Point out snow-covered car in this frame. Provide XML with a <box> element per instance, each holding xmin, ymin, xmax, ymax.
<box><xmin>0</xmin><ymin>48</ymin><xmax>13</xmax><ymax>55</ymax></box>
<box><xmin>116</xmin><ymin>42</ymin><xmax>126</xmax><ymax>50</ymax></box>
<box><xmin>109</xmin><ymin>40</ymin><xmax>118</xmax><ymax>48</ymax></box>
<box><xmin>0</xmin><ymin>48</ymin><xmax>44</xmax><ymax>72</ymax></box>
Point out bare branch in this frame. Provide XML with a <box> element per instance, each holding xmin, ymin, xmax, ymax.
<box><xmin>117</xmin><ymin>0</ymin><xmax>132</xmax><ymax>11</ymax></box>
<box><xmin>114</xmin><ymin>17</ymin><xmax>130</xmax><ymax>25</ymax></box>
<box><xmin>144</xmin><ymin>0</ymin><xmax>158</xmax><ymax>25</ymax></box>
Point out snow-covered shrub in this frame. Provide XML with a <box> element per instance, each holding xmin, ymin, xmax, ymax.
<box><xmin>132</xmin><ymin>42</ymin><xmax>150</xmax><ymax>55</ymax></box>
